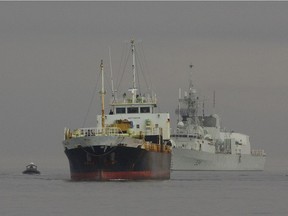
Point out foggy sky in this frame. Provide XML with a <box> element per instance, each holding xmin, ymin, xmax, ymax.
<box><xmin>1</xmin><ymin>2</ymin><xmax>288</xmax><ymax>172</ymax></box>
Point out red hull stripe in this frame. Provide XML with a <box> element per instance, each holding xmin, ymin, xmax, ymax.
<box><xmin>71</xmin><ymin>171</ymin><xmax>170</xmax><ymax>181</ymax></box>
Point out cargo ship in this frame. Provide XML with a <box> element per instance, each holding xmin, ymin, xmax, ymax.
<box><xmin>171</xmin><ymin>65</ymin><xmax>266</xmax><ymax>171</ymax></box>
<box><xmin>62</xmin><ymin>40</ymin><xmax>171</xmax><ymax>180</ymax></box>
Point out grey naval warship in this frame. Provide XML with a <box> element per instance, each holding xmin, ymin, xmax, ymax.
<box><xmin>171</xmin><ymin>65</ymin><xmax>266</xmax><ymax>171</ymax></box>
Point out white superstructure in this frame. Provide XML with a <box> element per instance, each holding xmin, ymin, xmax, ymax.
<box><xmin>97</xmin><ymin>40</ymin><xmax>170</xmax><ymax>141</ymax></box>
<box><xmin>171</xmin><ymin>65</ymin><xmax>266</xmax><ymax>171</ymax></box>
<box><xmin>64</xmin><ymin>40</ymin><xmax>171</xmax><ymax>150</ymax></box>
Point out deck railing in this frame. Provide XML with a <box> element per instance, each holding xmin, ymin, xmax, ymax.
<box><xmin>64</xmin><ymin>126</ymin><xmax>168</xmax><ymax>140</ymax></box>
<box><xmin>64</xmin><ymin>127</ymin><xmax>124</xmax><ymax>140</ymax></box>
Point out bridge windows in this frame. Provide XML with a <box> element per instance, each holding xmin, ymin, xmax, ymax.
<box><xmin>115</xmin><ymin>106</ymin><xmax>151</xmax><ymax>114</ymax></box>
<box><xmin>127</xmin><ymin>107</ymin><xmax>139</xmax><ymax>113</ymax></box>
<box><xmin>116</xmin><ymin>107</ymin><xmax>126</xmax><ymax>114</ymax></box>
<box><xmin>140</xmin><ymin>107</ymin><xmax>150</xmax><ymax>113</ymax></box>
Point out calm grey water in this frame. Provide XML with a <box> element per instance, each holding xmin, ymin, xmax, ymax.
<box><xmin>1</xmin><ymin>169</ymin><xmax>287</xmax><ymax>216</ymax></box>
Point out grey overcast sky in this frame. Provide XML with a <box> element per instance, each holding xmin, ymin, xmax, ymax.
<box><xmin>1</xmin><ymin>2</ymin><xmax>288</xmax><ymax>172</ymax></box>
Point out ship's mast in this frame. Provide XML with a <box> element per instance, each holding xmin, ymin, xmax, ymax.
<box><xmin>178</xmin><ymin>88</ymin><xmax>181</xmax><ymax>123</ymax></box>
<box><xmin>187</xmin><ymin>64</ymin><xmax>199</xmax><ymax>125</ymax></box>
<box><xmin>129</xmin><ymin>40</ymin><xmax>137</xmax><ymax>103</ymax></box>
<box><xmin>100</xmin><ymin>60</ymin><xmax>105</xmax><ymax>130</ymax></box>
<box><xmin>109</xmin><ymin>46</ymin><xmax>116</xmax><ymax>102</ymax></box>
<box><xmin>213</xmin><ymin>90</ymin><xmax>216</xmax><ymax>114</ymax></box>
<box><xmin>189</xmin><ymin>64</ymin><xmax>194</xmax><ymax>93</ymax></box>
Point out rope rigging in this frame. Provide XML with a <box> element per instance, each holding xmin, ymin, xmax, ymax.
<box><xmin>115</xmin><ymin>41</ymin><xmax>152</xmax><ymax>98</ymax></box>
<box><xmin>82</xmin><ymin>67</ymin><xmax>101</xmax><ymax>127</ymax></box>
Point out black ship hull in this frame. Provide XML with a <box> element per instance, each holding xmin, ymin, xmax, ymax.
<box><xmin>64</xmin><ymin>145</ymin><xmax>171</xmax><ymax>181</ymax></box>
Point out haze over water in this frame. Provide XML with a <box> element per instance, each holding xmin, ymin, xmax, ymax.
<box><xmin>1</xmin><ymin>169</ymin><xmax>287</xmax><ymax>216</ymax></box>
